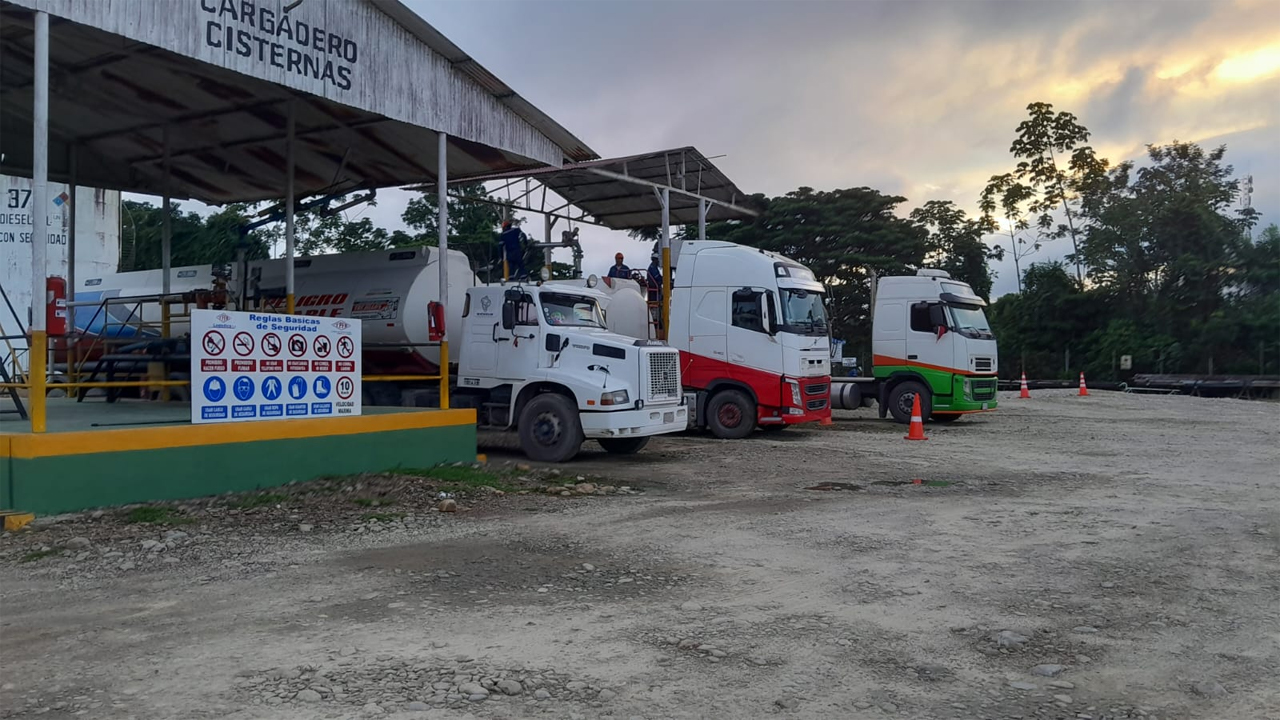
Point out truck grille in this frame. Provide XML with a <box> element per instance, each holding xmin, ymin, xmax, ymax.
<box><xmin>971</xmin><ymin>378</ymin><xmax>997</xmax><ymax>401</ymax></box>
<box><xmin>806</xmin><ymin>398</ymin><xmax>828</xmax><ymax>411</ymax></box>
<box><xmin>805</xmin><ymin>382</ymin><xmax>829</xmax><ymax>396</ymax></box>
<box><xmin>973</xmin><ymin>357</ymin><xmax>993</xmax><ymax>373</ymax></box>
<box><xmin>647</xmin><ymin>352</ymin><xmax>680</xmax><ymax>402</ymax></box>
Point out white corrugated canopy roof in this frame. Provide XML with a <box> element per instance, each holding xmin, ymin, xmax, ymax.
<box><xmin>424</xmin><ymin>147</ymin><xmax>759</xmax><ymax>230</ymax></box>
<box><xmin>0</xmin><ymin>0</ymin><xmax>596</xmax><ymax>204</ymax></box>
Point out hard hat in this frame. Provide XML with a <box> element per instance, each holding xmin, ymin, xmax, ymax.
<box><xmin>502</xmin><ymin>220</ymin><xmax>511</xmax><ymax>229</ymax></box>
<box><xmin>615</xmin><ymin>252</ymin><xmax>624</xmax><ymax>260</ymax></box>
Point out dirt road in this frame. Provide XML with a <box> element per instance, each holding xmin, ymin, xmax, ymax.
<box><xmin>3</xmin><ymin>390</ymin><xmax>1278</xmax><ymax>720</ymax></box>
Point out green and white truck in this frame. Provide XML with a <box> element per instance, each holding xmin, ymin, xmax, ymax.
<box><xmin>830</xmin><ymin>269</ymin><xmax>998</xmax><ymax>423</ymax></box>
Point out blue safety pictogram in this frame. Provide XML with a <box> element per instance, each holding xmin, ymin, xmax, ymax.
<box><xmin>288</xmin><ymin>376</ymin><xmax>308</xmax><ymax>400</ymax></box>
<box><xmin>262</xmin><ymin>376</ymin><xmax>283</xmax><ymax>401</ymax></box>
<box><xmin>313</xmin><ymin>376</ymin><xmax>331</xmax><ymax>399</ymax></box>
<box><xmin>202</xmin><ymin>376</ymin><xmax>226</xmax><ymax>403</ymax></box>
<box><xmin>233</xmin><ymin>375</ymin><xmax>255</xmax><ymax>402</ymax></box>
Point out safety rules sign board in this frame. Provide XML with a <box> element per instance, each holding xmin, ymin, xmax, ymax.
<box><xmin>191</xmin><ymin>309</ymin><xmax>361</xmax><ymax>424</ymax></box>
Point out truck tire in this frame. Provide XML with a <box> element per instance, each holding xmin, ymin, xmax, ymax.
<box><xmin>518</xmin><ymin>393</ymin><xmax>585</xmax><ymax>463</ymax></box>
<box><xmin>598</xmin><ymin>437</ymin><xmax>650</xmax><ymax>455</ymax></box>
<box><xmin>706</xmin><ymin>389</ymin><xmax>755</xmax><ymax>440</ymax></box>
<box><xmin>931</xmin><ymin>413</ymin><xmax>962</xmax><ymax>424</ymax></box>
<box><xmin>887</xmin><ymin>381</ymin><xmax>931</xmax><ymax>424</ymax></box>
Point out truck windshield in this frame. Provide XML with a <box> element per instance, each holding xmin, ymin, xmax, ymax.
<box><xmin>947</xmin><ymin>304</ymin><xmax>994</xmax><ymax>339</ymax></box>
<box><xmin>540</xmin><ymin>292</ymin><xmax>605</xmax><ymax>328</ymax></box>
<box><xmin>779</xmin><ymin>289</ymin><xmax>828</xmax><ymax>336</ymax></box>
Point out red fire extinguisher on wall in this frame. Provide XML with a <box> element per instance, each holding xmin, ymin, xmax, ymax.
<box><xmin>46</xmin><ymin>276</ymin><xmax>68</xmax><ymax>337</ymax></box>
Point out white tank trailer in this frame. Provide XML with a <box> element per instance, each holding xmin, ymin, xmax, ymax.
<box><xmin>75</xmin><ymin>247</ymin><xmax>476</xmax><ymax>374</ymax></box>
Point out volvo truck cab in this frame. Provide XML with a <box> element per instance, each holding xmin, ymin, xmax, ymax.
<box><xmin>455</xmin><ymin>283</ymin><xmax>687</xmax><ymax>462</ymax></box>
<box><xmin>831</xmin><ymin>269</ymin><xmax>998</xmax><ymax>423</ymax></box>
<box><xmin>667</xmin><ymin>241</ymin><xmax>832</xmax><ymax>438</ymax></box>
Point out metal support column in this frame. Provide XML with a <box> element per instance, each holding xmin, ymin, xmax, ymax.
<box><xmin>67</xmin><ymin>146</ymin><xmax>78</xmax><ymax>384</ymax></box>
<box><xmin>698</xmin><ymin>199</ymin><xmax>708</xmax><ymax>241</ymax></box>
<box><xmin>437</xmin><ymin>132</ymin><xmax>449</xmax><ymax>409</ymax></box>
<box><xmin>161</xmin><ymin>126</ymin><xmax>172</xmax><ymax>297</ymax></box>
<box><xmin>28</xmin><ymin>11</ymin><xmax>50</xmax><ymax>432</ymax></box>
<box><xmin>660</xmin><ymin>187</ymin><xmax>671</xmax><ymax>340</ymax></box>
<box><xmin>285</xmin><ymin>99</ymin><xmax>296</xmax><ymax>314</ymax></box>
<box><xmin>543</xmin><ymin>215</ymin><xmax>555</xmax><ymax>278</ymax></box>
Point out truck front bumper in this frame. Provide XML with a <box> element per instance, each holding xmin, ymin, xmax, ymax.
<box><xmin>580</xmin><ymin>404</ymin><xmax>687</xmax><ymax>439</ymax></box>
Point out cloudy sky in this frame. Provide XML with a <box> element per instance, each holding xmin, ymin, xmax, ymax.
<box><xmin>243</xmin><ymin>0</ymin><xmax>1271</xmax><ymax>297</ymax></box>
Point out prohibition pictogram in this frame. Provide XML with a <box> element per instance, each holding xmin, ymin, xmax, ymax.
<box><xmin>336</xmin><ymin>335</ymin><xmax>354</xmax><ymax>358</ymax></box>
<box><xmin>288</xmin><ymin>334</ymin><xmax>308</xmax><ymax>357</ymax></box>
<box><xmin>313</xmin><ymin>335</ymin><xmax>331</xmax><ymax>357</ymax></box>
<box><xmin>202</xmin><ymin>330</ymin><xmax>225</xmax><ymax>356</ymax></box>
<box><xmin>233</xmin><ymin>332</ymin><xmax>255</xmax><ymax>356</ymax></box>
<box><xmin>262</xmin><ymin>332</ymin><xmax>282</xmax><ymax>357</ymax></box>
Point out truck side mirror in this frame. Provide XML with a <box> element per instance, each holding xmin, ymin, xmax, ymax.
<box><xmin>765</xmin><ymin>290</ymin><xmax>779</xmax><ymax>336</ymax></box>
<box><xmin>928</xmin><ymin>303</ymin><xmax>948</xmax><ymax>330</ymax></box>
<box><xmin>501</xmin><ymin>300</ymin><xmax>516</xmax><ymax>330</ymax></box>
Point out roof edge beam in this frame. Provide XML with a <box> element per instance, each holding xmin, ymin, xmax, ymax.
<box><xmin>585</xmin><ymin>168</ymin><xmax>757</xmax><ymax>217</ymax></box>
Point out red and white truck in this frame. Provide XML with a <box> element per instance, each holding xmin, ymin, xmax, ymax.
<box><xmin>579</xmin><ymin>240</ymin><xmax>832</xmax><ymax>438</ymax></box>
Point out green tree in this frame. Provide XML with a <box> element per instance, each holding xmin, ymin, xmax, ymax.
<box><xmin>1075</xmin><ymin>142</ymin><xmax>1258</xmax><ymax>371</ymax></box>
<box><xmin>978</xmin><ymin>173</ymin><xmax>1038</xmax><ymax>293</ymax></box>
<box><xmin>996</xmin><ymin>102</ymin><xmax>1109</xmax><ymax>281</ymax></box>
<box><xmin>909</xmin><ymin>199</ymin><xmax>998</xmax><ymax>300</ymax></box>
<box><xmin>119</xmin><ymin>200</ymin><xmax>271</xmax><ymax>271</ymax></box>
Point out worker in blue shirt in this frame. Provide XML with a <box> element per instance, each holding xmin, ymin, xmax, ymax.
<box><xmin>499</xmin><ymin>220</ymin><xmax>528</xmax><ymax>280</ymax></box>
<box><xmin>606</xmin><ymin>252</ymin><xmax>631</xmax><ymax>279</ymax></box>
<box><xmin>646</xmin><ymin>252</ymin><xmax>662</xmax><ymax>302</ymax></box>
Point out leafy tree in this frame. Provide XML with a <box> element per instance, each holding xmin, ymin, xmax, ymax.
<box><xmin>978</xmin><ymin>173</ymin><xmax>1038</xmax><ymax>293</ymax></box>
<box><xmin>119</xmin><ymin>200</ymin><xmax>271</xmax><ymax>271</ymax></box>
<box><xmin>1075</xmin><ymin>142</ymin><xmax>1258</xmax><ymax>370</ymax></box>
<box><xmin>909</xmin><ymin>200</ymin><xmax>998</xmax><ymax>300</ymax></box>
<box><xmin>992</xmin><ymin>102</ymin><xmax>1109</xmax><ymax>280</ymax></box>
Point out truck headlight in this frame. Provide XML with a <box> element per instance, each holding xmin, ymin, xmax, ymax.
<box><xmin>600</xmin><ymin>390</ymin><xmax>629</xmax><ymax>406</ymax></box>
<box><xmin>785</xmin><ymin>379</ymin><xmax>802</xmax><ymax>406</ymax></box>
<box><xmin>963</xmin><ymin>378</ymin><xmax>972</xmax><ymax>400</ymax></box>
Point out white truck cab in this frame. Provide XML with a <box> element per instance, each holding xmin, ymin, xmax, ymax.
<box><xmin>456</xmin><ymin>283</ymin><xmax>687</xmax><ymax>462</ymax></box>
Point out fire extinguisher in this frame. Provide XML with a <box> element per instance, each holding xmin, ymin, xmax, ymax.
<box><xmin>427</xmin><ymin>301</ymin><xmax>446</xmax><ymax>342</ymax></box>
<box><xmin>46</xmin><ymin>276</ymin><xmax>68</xmax><ymax>337</ymax></box>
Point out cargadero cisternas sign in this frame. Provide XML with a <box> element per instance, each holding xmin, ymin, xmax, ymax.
<box><xmin>200</xmin><ymin>0</ymin><xmax>357</xmax><ymax>91</ymax></box>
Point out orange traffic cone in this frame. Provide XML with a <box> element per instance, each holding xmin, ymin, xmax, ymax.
<box><xmin>1078</xmin><ymin>372</ymin><xmax>1089</xmax><ymax>397</ymax></box>
<box><xmin>1019</xmin><ymin>371</ymin><xmax>1031</xmax><ymax>399</ymax></box>
<box><xmin>904</xmin><ymin>393</ymin><xmax>928</xmax><ymax>441</ymax></box>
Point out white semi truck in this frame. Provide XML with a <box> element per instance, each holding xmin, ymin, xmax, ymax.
<box><xmin>830</xmin><ymin>270</ymin><xmax>998</xmax><ymax>423</ymax></box>
<box><xmin>73</xmin><ymin>248</ymin><xmax>686</xmax><ymax>462</ymax></box>
<box><xmin>579</xmin><ymin>240</ymin><xmax>832</xmax><ymax>438</ymax></box>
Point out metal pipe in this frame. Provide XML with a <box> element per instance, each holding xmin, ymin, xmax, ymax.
<box><xmin>29</xmin><ymin>11</ymin><xmax>50</xmax><ymax>433</ymax></box>
<box><xmin>285</xmin><ymin>99</ymin><xmax>296</xmax><ymax>314</ymax></box>
<box><xmin>660</xmin><ymin>187</ymin><xmax>671</xmax><ymax>340</ymax></box>
<box><xmin>67</xmin><ymin>146</ymin><xmax>78</xmax><ymax>386</ymax></box>
<box><xmin>698</xmin><ymin>199</ymin><xmax>707</xmax><ymax>241</ymax></box>
<box><xmin>162</xmin><ymin>125</ymin><xmax>172</xmax><ymax>295</ymax></box>
<box><xmin>437</xmin><ymin>132</ymin><xmax>450</xmax><ymax>410</ymax></box>
<box><xmin>0</xmin><ymin>380</ymin><xmax>190</xmax><ymax>390</ymax></box>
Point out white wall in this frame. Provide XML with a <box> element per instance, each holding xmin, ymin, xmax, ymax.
<box><xmin>0</xmin><ymin>175</ymin><xmax>120</xmax><ymax>353</ymax></box>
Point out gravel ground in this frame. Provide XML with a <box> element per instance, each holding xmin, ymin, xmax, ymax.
<box><xmin>2</xmin><ymin>389</ymin><xmax>1278</xmax><ymax>720</ymax></box>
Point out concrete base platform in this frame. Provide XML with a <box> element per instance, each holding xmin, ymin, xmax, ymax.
<box><xmin>1</xmin><ymin>398</ymin><xmax>477</xmax><ymax>514</ymax></box>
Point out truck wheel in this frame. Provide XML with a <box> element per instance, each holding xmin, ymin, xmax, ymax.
<box><xmin>518</xmin><ymin>393</ymin><xmax>584</xmax><ymax>463</ymax></box>
<box><xmin>887</xmin><ymin>381</ymin><xmax>931</xmax><ymax>424</ymax></box>
<box><xmin>931</xmin><ymin>413</ymin><xmax>962</xmax><ymax>424</ymax></box>
<box><xmin>706</xmin><ymin>389</ymin><xmax>755</xmax><ymax>440</ymax></box>
<box><xmin>598</xmin><ymin>437</ymin><xmax>650</xmax><ymax>455</ymax></box>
